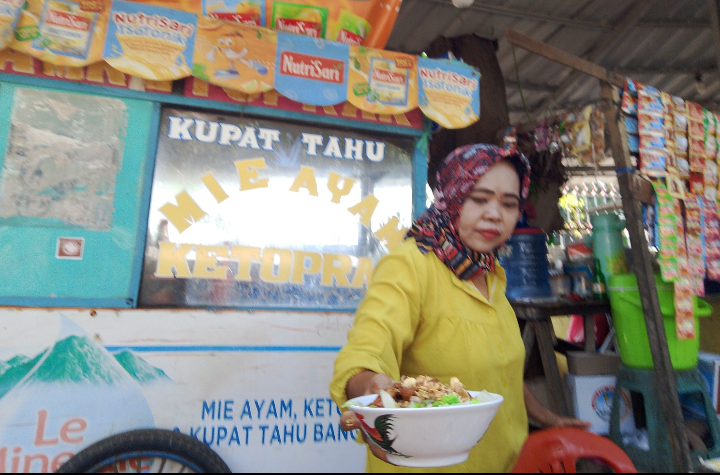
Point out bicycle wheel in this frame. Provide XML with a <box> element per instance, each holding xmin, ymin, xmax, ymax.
<box><xmin>55</xmin><ymin>429</ymin><xmax>232</xmax><ymax>473</ymax></box>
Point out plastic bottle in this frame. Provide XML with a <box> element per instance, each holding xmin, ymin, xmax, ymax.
<box><xmin>592</xmin><ymin>257</ymin><xmax>608</xmax><ymax>300</ymax></box>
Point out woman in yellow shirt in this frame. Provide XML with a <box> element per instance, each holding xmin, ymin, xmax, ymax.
<box><xmin>330</xmin><ymin>144</ymin><xmax>589</xmax><ymax>473</ymax></box>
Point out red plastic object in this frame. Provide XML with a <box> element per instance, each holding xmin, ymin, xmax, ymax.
<box><xmin>566</xmin><ymin>313</ymin><xmax>610</xmax><ymax>347</ymax></box>
<box><xmin>510</xmin><ymin>428</ymin><xmax>637</xmax><ymax>473</ymax></box>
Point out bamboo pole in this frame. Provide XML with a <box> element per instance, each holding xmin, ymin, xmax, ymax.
<box><xmin>600</xmin><ymin>83</ymin><xmax>692</xmax><ymax>472</ymax></box>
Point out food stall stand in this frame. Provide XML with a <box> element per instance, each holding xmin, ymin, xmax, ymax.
<box><xmin>0</xmin><ymin>0</ymin><xmax>482</xmax><ymax>472</ymax></box>
<box><xmin>504</xmin><ymin>28</ymin><xmax>720</xmax><ymax>471</ymax></box>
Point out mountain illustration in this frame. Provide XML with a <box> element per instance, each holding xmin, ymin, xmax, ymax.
<box><xmin>0</xmin><ymin>335</ymin><xmax>170</xmax><ymax>400</ymax></box>
<box><xmin>114</xmin><ymin>350</ymin><xmax>170</xmax><ymax>383</ymax></box>
<box><xmin>0</xmin><ymin>355</ymin><xmax>31</xmax><ymax>378</ymax></box>
<box><xmin>0</xmin><ymin>352</ymin><xmax>45</xmax><ymax>399</ymax></box>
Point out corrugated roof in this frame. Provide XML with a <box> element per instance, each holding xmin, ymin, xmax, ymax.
<box><xmin>385</xmin><ymin>0</ymin><xmax>719</xmax><ymax>125</ymax></box>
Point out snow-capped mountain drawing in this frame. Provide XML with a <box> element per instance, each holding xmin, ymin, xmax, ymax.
<box><xmin>0</xmin><ymin>335</ymin><xmax>169</xmax><ymax>400</ymax></box>
<box><xmin>114</xmin><ymin>350</ymin><xmax>170</xmax><ymax>382</ymax></box>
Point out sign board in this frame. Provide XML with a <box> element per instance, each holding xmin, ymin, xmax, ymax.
<box><xmin>0</xmin><ymin>308</ymin><xmax>365</xmax><ymax>473</ymax></box>
<box><xmin>139</xmin><ymin>107</ymin><xmax>415</xmax><ymax>310</ymax></box>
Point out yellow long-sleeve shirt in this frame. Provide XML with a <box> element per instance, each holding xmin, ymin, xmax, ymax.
<box><xmin>330</xmin><ymin>238</ymin><xmax>528</xmax><ymax>473</ymax></box>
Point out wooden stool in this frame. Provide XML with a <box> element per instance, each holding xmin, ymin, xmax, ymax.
<box><xmin>609</xmin><ymin>365</ymin><xmax>720</xmax><ymax>472</ymax></box>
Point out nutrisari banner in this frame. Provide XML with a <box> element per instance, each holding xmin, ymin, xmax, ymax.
<box><xmin>418</xmin><ymin>57</ymin><xmax>480</xmax><ymax>130</ymax></box>
<box><xmin>0</xmin><ymin>0</ymin><xmax>23</xmax><ymax>50</ymax></box>
<box><xmin>273</xmin><ymin>32</ymin><xmax>348</xmax><ymax>106</ymax></box>
<box><xmin>347</xmin><ymin>46</ymin><xmax>417</xmax><ymax>115</ymax></box>
<box><xmin>192</xmin><ymin>19</ymin><xmax>276</xmax><ymax>94</ymax></box>
<box><xmin>103</xmin><ymin>0</ymin><xmax>197</xmax><ymax>81</ymax></box>
<box><xmin>11</xmin><ymin>0</ymin><xmax>110</xmax><ymax>66</ymax></box>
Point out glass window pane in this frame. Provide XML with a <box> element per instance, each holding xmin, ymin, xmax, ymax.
<box><xmin>0</xmin><ymin>88</ymin><xmax>127</xmax><ymax>231</ymax></box>
<box><xmin>139</xmin><ymin>107</ymin><xmax>415</xmax><ymax>310</ymax></box>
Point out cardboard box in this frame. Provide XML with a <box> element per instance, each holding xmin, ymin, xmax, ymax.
<box><xmin>567</xmin><ymin>351</ymin><xmax>622</xmax><ymax>376</ymax></box>
<box><xmin>698</xmin><ymin>352</ymin><xmax>720</xmax><ymax>418</ymax></box>
<box><xmin>566</xmin><ymin>374</ymin><xmax>635</xmax><ymax>435</ymax></box>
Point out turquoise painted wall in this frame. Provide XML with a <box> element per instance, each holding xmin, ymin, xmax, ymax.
<box><xmin>0</xmin><ymin>82</ymin><xmax>155</xmax><ymax>307</ymax></box>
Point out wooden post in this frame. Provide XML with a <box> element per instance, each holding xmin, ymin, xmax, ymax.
<box><xmin>505</xmin><ymin>29</ymin><xmax>626</xmax><ymax>87</ymax></box>
<box><xmin>601</xmin><ymin>82</ymin><xmax>692</xmax><ymax>472</ymax></box>
<box><xmin>505</xmin><ymin>27</ymin><xmax>693</xmax><ymax>471</ymax></box>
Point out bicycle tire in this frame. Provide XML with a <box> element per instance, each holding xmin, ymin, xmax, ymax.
<box><xmin>55</xmin><ymin>428</ymin><xmax>232</xmax><ymax>473</ymax></box>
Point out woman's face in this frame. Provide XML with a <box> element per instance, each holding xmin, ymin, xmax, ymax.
<box><xmin>457</xmin><ymin>160</ymin><xmax>522</xmax><ymax>253</ymax></box>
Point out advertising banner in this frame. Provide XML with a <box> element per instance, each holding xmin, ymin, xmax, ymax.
<box><xmin>347</xmin><ymin>46</ymin><xmax>417</xmax><ymax>115</ymax></box>
<box><xmin>11</xmin><ymin>0</ymin><xmax>110</xmax><ymax>66</ymax></box>
<box><xmin>266</xmin><ymin>0</ymin><xmax>399</xmax><ymax>48</ymax></box>
<box><xmin>274</xmin><ymin>32</ymin><xmax>348</xmax><ymax>106</ymax></box>
<box><xmin>418</xmin><ymin>56</ymin><xmax>481</xmax><ymax>130</ymax></box>
<box><xmin>0</xmin><ymin>0</ymin><xmax>24</xmax><ymax>50</ymax></box>
<box><xmin>0</xmin><ymin>308</ymin><xmax>365</xmax><ymax>473</ymax></box>
<box><xmin>98</xmin><ymin>0</ymin><xmax>401</xmax><ymax>48</ymax></box>
<box><xmin>0</xmin><ymin>0</ymin><xmax>482</xmax><ymax>129</ymax></box>
<box><xmin>103</xmin><ymin>0</ymin><xmax>197</xmax><ymax>81</ymax></box>
<box><xmin>0</xmin><ymin>49</ymin><xmax>173</xmax><ymax>92</ymax></box>
<box><xmin>192</xmin><ymin>19</ymin><xmax>275</xmax><ymax>94</ymax></box>
<box><xmin>139</xmin><ymin>107</ymin><xmax>415</xmax><ymax>310</ymax></box>
<box><xmin>202</xmin><ymin>0</ymin><xmax>265</xmax><ymax>26</ymax></box>
<box><xmin>183</xmin><ymin>77</ymin><xmax>425</xmax><ymax>129</ymax></box>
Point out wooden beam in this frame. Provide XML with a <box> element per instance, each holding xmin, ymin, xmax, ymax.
<box><xmin>617</xmin><ymin>64</ymin><xmax>717</xmax><ymax>75</ymax></box>
<box><xmin>505</xmin><ymin>28</ymin><xmax>625</xmax><ymax>88</ymax></box>
<box><xmin>708</xmin><ymin>0</ymin><xmax>720</xmax><ymax>75</ymax></box>
<box><xmin>600</xmin><ymin>82</ymin><xmax>693</xmax><ymax>472</ymax></box>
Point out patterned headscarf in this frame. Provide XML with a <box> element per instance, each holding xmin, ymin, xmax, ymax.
<box><xmin>406</xmin><ymin>144</ymin><xmax>531</xmax><ymax>280</ymax></box>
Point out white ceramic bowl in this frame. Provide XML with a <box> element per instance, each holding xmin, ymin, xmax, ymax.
<box><xmin>346</xmin><ymin>390</ymin><xmax>504</xmax><ymax>468</ymax></box>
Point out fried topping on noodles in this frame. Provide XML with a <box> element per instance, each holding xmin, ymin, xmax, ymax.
<box><xmin>370</xmin><ymin>375</ymin><xmax>474</xmax><ymax>408</ymax></box>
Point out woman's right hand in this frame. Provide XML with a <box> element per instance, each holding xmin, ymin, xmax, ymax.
<box><xmin>340</xmin><ymin>371</ymin><xmax>395</xmax><ymax>464</ymax></box>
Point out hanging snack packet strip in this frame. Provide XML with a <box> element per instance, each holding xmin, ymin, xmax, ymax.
<box><xmin>706</xmin><ymin>114</ymin><xmax>719</xmax><ymax>203</ymax></box>
<box><xmin>706</xmin><ymin>110</ymin><xmax>718</xmax><ymax>161</ymax></box>
<box><xmin>674</xmin><ymin>277</ymin><xmax>696</xmax><ymax>340</ymax></box>
<box><xmin>638</xmin><ymin>84</ymin><xmax>667</xmax><ymax>177</ymax></box>
<box><xmin>622</xmin><ymin>78</ymin><xmax>639</xmax><ymax>157</ymax></box>
<box><xmin>674</xmin><ymin>96</ymin><xmax>690</xmax><ymax>179</ymax></box>
<box><xmin>706</xmin><ymin>199</ymin><xmax>720</xmax><ymax>282</ymax></box>
<box><xmin>665</xmin><ymin>96</ymin><xmax>686</xmax><ymax>198</ymax></box>
<box><xmin>674</xmin><ymin>183</ymin><xmax>695</xmax><ymax>340</ymax></box>
<box><xmin>716</xmin><ymin>113</ymin><xmax>720</xmax><ymax>169</ymax></box>
<box><xmin>566</xmin><ymin>105</ymin><xmax>594</xmax><ymax>166</ymax></box>
<box><xmin>662</xmin><ymin>92</ymin><xmax>677</xmax><ymax>171</ymax></box>
<box><xmin>687</xmin><ymin>101</ymin><xmax>706</xmax><ymax>174</ymax></box>
<box><xmin>654</xmin><ymin>181</ymin><xmax>680</xmax><ymax>282</ymax></box>
<box><xmin>685</xmin><ymin>195</ymin><xmax>706</xmax><ymax>296</ymax></box>
<box><xmin>694</xmin><ymin>197</ymin><xmax>707</xmax><ymax>296</ymax></box>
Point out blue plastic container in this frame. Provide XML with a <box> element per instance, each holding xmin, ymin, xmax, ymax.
<box><xmin>498</xmin><ymin>227</ymin><xmax>553</xmax><ymax>300</ymax></box>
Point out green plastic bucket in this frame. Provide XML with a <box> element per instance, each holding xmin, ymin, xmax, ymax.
<box><xmin>607</xmin><ymin>273</ymin><xmax>713</xmax><ymax>370</ymax></box>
